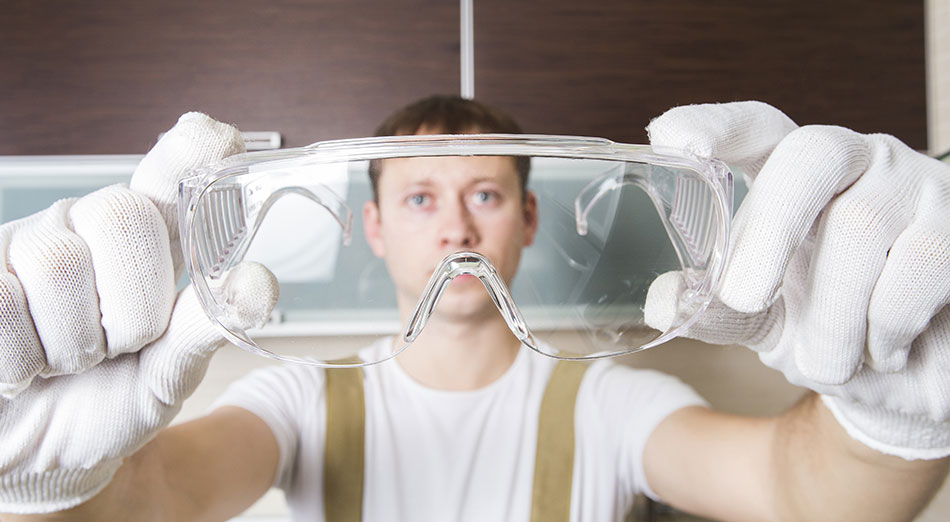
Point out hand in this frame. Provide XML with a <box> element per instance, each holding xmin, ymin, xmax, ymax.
<box><xmin>644</xmin><ymin>101</ymin><xmax>950</xmax><ymax>460</ymax></box>
<box><xmin>0</xmin><ymin>113</ymin><xmax>278</xmax><ymax>513</ymax></box>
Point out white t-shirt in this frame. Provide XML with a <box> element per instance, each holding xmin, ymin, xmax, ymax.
<box><xmin>213</xmin><ymin>338</ymin><xmax>706</xmax><ymax>522</ymax></box>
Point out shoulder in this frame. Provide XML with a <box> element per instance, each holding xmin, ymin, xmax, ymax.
<box><xmin>567</xmin><ymin>360</ymin><xmax>708</xmax><ymax>500</ymax></box>
<box><xmin>213</xmin><ymin>338</ymin><xmax>396</xmax><ymax>410</ymax></box>
<box><xmin>576</xmin><ymin>359</ymin><xmax>708</xmax><ymax>435</ymax></box>
<box><xmin>216</xmin><ymin>362</ymin><xmax>328</xmax><ymax>410</ymax></box>
<box><xmin>581</xmin><ymin>359</ymin><xmax>702</xmax><ymax>401</ymax></box>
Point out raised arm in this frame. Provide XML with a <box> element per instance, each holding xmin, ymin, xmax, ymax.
<box><xmin>641</xmin><ymin>101</ymin><xmax>950</xmax><ymax>520</ymax></box>
<box><xmin>0</xmin><ymin>114</ymin><xmax>279</xmax><ymax>520</ymax></box>
<box><xmin>2</xmin><ymin>407</ymin><xmax>279</xmax><ymax>522</ymax></box>
<box><xmin>644</xmin><ymin>397</ymin><xmax>948</xmax><ymax>521</ymax></box>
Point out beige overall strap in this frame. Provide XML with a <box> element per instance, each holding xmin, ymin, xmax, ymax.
<box><xmin>324</xmin><ymin>364</ymin><xmax>365</xmax><ymax>522</ymax></box>
<box><xmin>531</xmin><ymin>359</ymin><xmax>590</xmax><ymax>522</ymax></box>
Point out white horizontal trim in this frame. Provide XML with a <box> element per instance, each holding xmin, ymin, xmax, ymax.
<box><xmin>0</xmin><ymin>155</ymin><xmax>142</xmax><ymax>177</ymax></box>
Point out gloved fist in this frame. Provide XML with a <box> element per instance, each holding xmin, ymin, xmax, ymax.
<box><xmin>0</xmin><ymin>113</ymin><xmax>279</xmax><ymax>513</ymax></box>
<box><xmin>644</xmin><ymin>101</ymin><xmax>950</xmax><ymax>460</ymax></box>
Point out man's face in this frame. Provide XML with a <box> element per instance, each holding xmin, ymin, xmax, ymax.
<box><xmin>363</xmin><ymin>155</ymin><xmax>538</xmax><ymax>322</ymax></box>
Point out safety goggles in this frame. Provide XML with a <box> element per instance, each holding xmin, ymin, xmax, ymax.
<box><xmin>179</xmin><ymin>134</ymin><xmax>732</xmax><ymax>366</ymax></box>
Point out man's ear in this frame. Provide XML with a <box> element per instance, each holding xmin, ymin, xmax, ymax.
<box><xmin>523</xmin><ymin>190</ymin><xmax>539</xmax><ymax>247</ymax></box>
<box><xmin>363</xmin><ymin>200</ymin><xmax>386</xmax><ymax>257</ymax></box>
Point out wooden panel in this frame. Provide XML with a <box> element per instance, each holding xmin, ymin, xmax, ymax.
<box><xmin>474</xmin><ymin>0</ymin><xmax>927</xmax><ymax>148</ymax></box>
<box><xmin>0</xmin><ymin>1</ymin><xmax>927</xmax><ymax>154</ymax></box>
<box><xmin>0</xmin><ymin>0</ymin><xmax>459</xmax><ymax>154</ymax></box>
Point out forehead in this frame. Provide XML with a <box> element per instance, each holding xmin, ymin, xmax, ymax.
<box><xmin>377</xmin><ymin>156</ymin><xmax>519</xmax><ymax>192</ymax></box>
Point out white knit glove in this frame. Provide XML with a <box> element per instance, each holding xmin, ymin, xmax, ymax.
<box><xmin>0</xmin><ymin>113</ymin><xmax>279</xmax><ymax>513</ymax></box>
<box><xmin>644</xmin><ymin>101</ymin><xmax>950</xmax><ymax>460</ymax></box>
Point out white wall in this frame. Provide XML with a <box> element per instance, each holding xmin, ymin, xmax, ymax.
<box><xmin>929</xmin><ymin>0</ymin><xmax>950</xmax><ymax>154</ymax></box>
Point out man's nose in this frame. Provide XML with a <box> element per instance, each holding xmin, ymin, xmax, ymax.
<box><xmin>439</xmin><ymin>198</ymin><xmax>479</xmax><ymax>249</ymax></box>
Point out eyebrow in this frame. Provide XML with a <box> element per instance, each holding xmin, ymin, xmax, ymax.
<box><xmin>402</xmin><ymin>174</ymin><xmax>507</xmax><ymax>188</ymax></box>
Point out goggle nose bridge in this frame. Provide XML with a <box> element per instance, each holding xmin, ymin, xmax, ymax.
<box><xmin>404</xmin><ymin>252</ymin><xmax>534</xmax><ymax>346</ymax></box>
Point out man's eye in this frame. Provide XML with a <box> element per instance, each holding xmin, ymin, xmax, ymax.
<box><xmin>472</xmin><ymin>190</ymin><xmax>498</xmax><ymax>204</ymax></box>
<box><xmin>406</xmin><ymin>193</ymin><xmax>431</xmax><ymax>207</ymax></box>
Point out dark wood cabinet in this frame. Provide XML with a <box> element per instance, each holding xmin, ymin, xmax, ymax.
<box><xmin>0</xmin><ymin>0</ymin><xmax>925</xmax><ymax>154</ymax></box>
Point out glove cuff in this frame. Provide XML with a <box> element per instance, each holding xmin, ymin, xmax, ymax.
<box><xmin>822</xmin><ymin>395</ymin><xmax>950</xmax><ymax>461</ymax></box>
<box><xmin>0</xmin><ymin>461</ymin><xmax>120</xmax><ymax>514</ymax></box>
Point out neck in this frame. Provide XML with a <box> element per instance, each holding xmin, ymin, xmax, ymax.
<box><xmin>393</xmin><ymin>307</ymin><xmax>522</xmax><ymax>391</ymax></box>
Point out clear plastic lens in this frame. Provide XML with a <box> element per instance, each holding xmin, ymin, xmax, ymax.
<box><xmin>180</xmin><ymin>135</ymin><xmax>731</xmax><ymax>366</ymax></box>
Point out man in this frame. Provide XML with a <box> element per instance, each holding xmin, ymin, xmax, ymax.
<box><xmin>0</xmin><ymin>96</ymin><xmax>948</xmax><ymax>521</ymax></box>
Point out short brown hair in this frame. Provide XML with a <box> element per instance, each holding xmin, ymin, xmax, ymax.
<box><xmin>368</xmin><ymin>95</ymin><xmax>530</xmax><ymax>202</ymax></box>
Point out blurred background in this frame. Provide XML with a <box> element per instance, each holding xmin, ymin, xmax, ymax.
<box><xmin>1</xmin><ymin>1</ymin><xmax>948</xmax><ymax>520</ymax></box>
